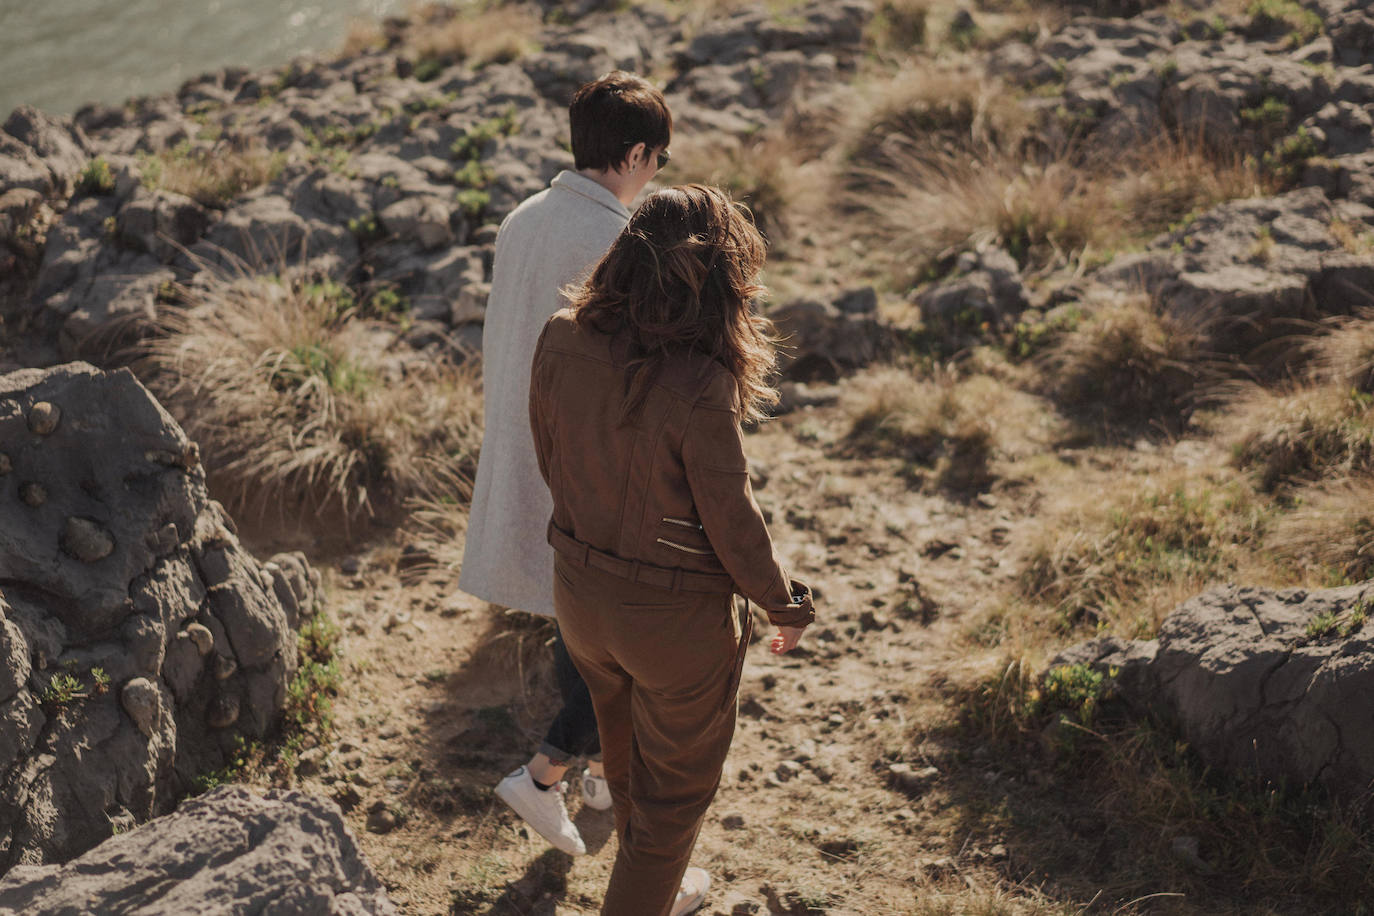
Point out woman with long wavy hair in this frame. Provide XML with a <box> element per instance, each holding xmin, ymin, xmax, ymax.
<box><xmin>528</xmin><ymin>184</ymin><xmax>816</xmax><ymax>916</ymax></box>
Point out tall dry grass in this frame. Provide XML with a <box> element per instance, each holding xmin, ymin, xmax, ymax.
<box><xmin>843</xmin><ymin>78</ymin><xmax>1269</xmax><ymax>284</ymax></box>
<box><xmin>1226</xmin><ymin>311</ymin><xmax>1374</xmax><ymax>491</ymax></box>
<box><xmin>1018</xmin><ymin>467</ymin><xmax>1271</xmax><ymax>638</ymax></box>
<box><xmin>841</xmin><ymin>364</ymin><xmax>1054</xmax><ymax>491</ymax></box>
<box><xmin>1038</xmin><ymin>295</ymin><xmax>1214</xmax><ymax>434</ymax></box>
<box><xmin>669</xmin><ymin>130</ymin><xmax>799</xmax><ymax>247</ymax></box>
<box><xmin>409</xmin><ymin>3</ymin><xmax>540</xmax><ymax>69</ymax></box>
<box><xmin>140</xmin><ymin>141</ymin><xmax>285</xmax><ymax>209</ymax></box>
<box><xmin>145</xmin><ymin>269</ymin><xmax>482</xmax><ymax>529</ymax></box>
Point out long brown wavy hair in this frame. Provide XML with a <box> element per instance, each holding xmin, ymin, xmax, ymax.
<box><xmin>569</xmin><ymin>184</ymin><xmax>779</xmax><ymax>424</ymax></box>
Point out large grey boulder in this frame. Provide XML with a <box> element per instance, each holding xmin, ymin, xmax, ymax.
<box><xmin>0</xmin><ymin>786</ymin><xmax>397</xmax><ymax>915</ymax></box>
<box><xmin>0</xmin><ymin>364</ymin><xmax>320</xmax><ymax>873</ymax></box>
<box><xmin>1052</xmin><ymin>582</ymin><xmax>1374</xmax><ymax>804</ymax></box>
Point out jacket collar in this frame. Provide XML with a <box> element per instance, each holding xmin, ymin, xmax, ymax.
<box><xmin>550</xmin><ymin>170</ymin><xmax>630</xmax><ymax>220</ymax></box>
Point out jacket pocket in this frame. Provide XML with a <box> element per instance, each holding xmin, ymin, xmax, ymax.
<box><xmin>661</xmin><ymin>516</ymin><xmax>704</xmax><ymax>531</ymax></box>
<box><xmin>655</xmin><ymin>536</ymin><xmax>715</xmax><ymax>556</ymax></box>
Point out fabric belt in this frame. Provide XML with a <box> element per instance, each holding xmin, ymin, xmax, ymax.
<box><xmin>547</xmin><ymin>520</ymin><xmax>735</xmax><ymax>594</ymax></box>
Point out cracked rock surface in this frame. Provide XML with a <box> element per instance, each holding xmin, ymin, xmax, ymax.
<box><xmin>1054</xmin><ymin>582</ymin><xmax>1374</xmax><ymax>802</ymax></box>
<box><xmin>0</xmin><ymin>786</ymin><xmax>397</xmax><ymax>915</ymax></box>
<box><xmin>0</xmin><ymin>363</ymin><xmax>321</xmax><ymax>874</ymax></box>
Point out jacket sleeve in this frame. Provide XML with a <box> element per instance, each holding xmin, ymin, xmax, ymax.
<box><xmin>528</xmin><ymin>321</ymin><xmax>554</xmax><ymax>488</ymax></box>
<box><xmin>681</xmin><ymin>377</ymin><xmax>815</xmax><ymax>629</ymax></box>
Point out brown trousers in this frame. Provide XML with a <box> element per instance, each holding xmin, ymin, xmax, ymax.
<box><xmin>553</xmin><ymin>555</ymin><xmax>745</xmax><ymax>916</ymax></box>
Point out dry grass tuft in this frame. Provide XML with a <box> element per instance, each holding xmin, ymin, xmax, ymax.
<box><xmin>1267</xmin><ymin>478</ymin><xmax>1374</xmax><ymax>584</ymax></box>
<box><xmin>945</xmin><ymin>652</ymin><xmax>1374</xmax><ymax>913</ymax></box>
<box><xmin>843</xmin><ymin>93</ymin><xmax>1269</xmax><ymax>285</ymax></box>
<box><xmin>410</xmin><ymin>4</ymin><xmax>540</xmax><ymax>69</ymax></box>
<box><xmin>866</xmin><ymin>0</ymin><xmax>931</xmax><ymax>52</ymax></box>
<box><xmin>1019</xmin><ymin>469</ymin><xmax>1270</xmax><ymax>638</ymax></box>
<box><xmin>841</xmin><ymin>365</ymin><xmax>1051</xmax><ymax>491</ymax></box>
<box><xmin>670</xmin><ymin>130</ymin><xmax>799</xmax><ymax>247</ymax></box>
<box><xmin>145</xmin><ymin>269</ymin><xmax>482</xmax><ymax>529</ymax></box>
<box><xmin>849</xmin><ymin>144</ymin><xmax>1107</xmax><ymax>282</ymax></box>
<box><xmin>1228</xmin><ymin>382</ymin><xmax>1374</xmax><ymax>491</ymax></box>
<box><xmin>140</xmin><ymin>141</ymin><xmax>285</xmax><ymax>209</ymax></box>
<box><xmin>340</xmin><ymin>17</ymin><xmax>387</xmax><ymax>56</ymax></box>
<box><xmin>848</xmin><ymin>66</ymin><xmax>1031</xmax><ymax>166</ymax></box>
<box><xmin>1227</xmin><ymin>312</ymin><xmax>1374</xmax><ymax>490</ymax></box>
<box><xmin>1039</xmin><ymin>295</ymin><xmax>1212</xmax><ymax>434</ymax></box>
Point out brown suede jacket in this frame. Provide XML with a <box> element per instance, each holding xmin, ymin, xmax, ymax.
<box><xmin>528</xmin><ymin>309</ymin><xmax>815</xmax><ymax>629</ymax></box>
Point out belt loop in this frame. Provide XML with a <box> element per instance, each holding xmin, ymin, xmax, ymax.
<box><xmin>629</xmin><ymin>559</ymin><xmax>641</xmax><ymax>583</ymax></box>
<box><xmin>579</xmin><ymin>541</ymin><xmax>590</xmax><ymax>567</ymax></box>
<box><xmin>670</xmin><ymin>568</ymin><xmax>683</xmax><ymax>593</ymax></box>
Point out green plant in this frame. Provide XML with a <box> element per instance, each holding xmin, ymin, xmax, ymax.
<box><xmin>449</xmin><ymin>108</ymin><xmax>518</xmax><ymax>162</ymax></box>
<box><xmin>456</xmin><ymin>188</ymin><xmax>490</xmax><ymax>221</ymax></box>
<box><xmin>453</xmin><ymin>158</ymin><xmax>494</xmax><ymax>188</ymax></box>
<box><xmin>367</xmin><ymin>288</ymin><xmax>409</xmax><ymax>319</ymax></box>
<box><xmin>348</xmin><ymin>213</ymin><xmax>385</xmax><ymax>243</ymax></box>
<box><xmin>1240</xmin><ymin>95</ymin><xmax>1292</xmax><ymax>144</ymax></box>
<box><xmin>1261</xmin><ymin>126</ymin><xmax>1320</xmax><ymax>187</ymax></box>
<box><xmin>1305</xmin><ymin>609</ymin><xmax>1340</xmax><ymax>640</ymax></box>
<box><xmin>1247</xmin><ymin>0</ymin><xmax>1323</xmax><ymax>47</ymax></box>
<box><xmin>413</xmin><ymin>56</ymin><xmax>443</xmax><ymax>82</ymax></box>
<box><xmin>77</xmin><ymin>157</ymin><xmax>116</xmax><ymax>195</ymax></box>
<box><xmin>90</xmin><ymin>667</ymin><xmax>111</xmax><ymax>694</ymax></box>
<box><xmin>40</xmin><ymin>672</ymin><xmax>86</xmax><ymax>707</ymax></box>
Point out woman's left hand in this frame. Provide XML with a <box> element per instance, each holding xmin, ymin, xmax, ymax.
<box><xmin>770</xmin><ymin>626</ymin><xmax>805</xmax><ymax>654</ymax></box>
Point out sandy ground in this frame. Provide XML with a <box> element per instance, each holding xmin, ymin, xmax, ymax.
<box><xmin>267</xmin><ymin>380</ymin><xmax>1083</xmax><ymax>916</ymax></box>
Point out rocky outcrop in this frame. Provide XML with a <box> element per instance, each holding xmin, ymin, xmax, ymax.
<box><xmin>0</xmin><ymin>786</ymin><xmax>397</xmax><ymax>915</ymax></box>
<box><xmin>1053</xmin><ymin>582</ymin><xmax>1374</xmax><ymax>804</ymax></box>
<box><xmin>0</xmin><ymin>0</ymin><xmax>873</xmax><ymax>370</ymax></box>
<box><xmin>769</xmin><ymin>287</ymin><xmax>892</xmax><ymax>381</ymax></box>
<box><xmin>0</xmin><ymin>363</ymin><xmax>321</xmax><ymax>873</ymax></box>
<box><xmin>1095</xmin><ymin>187</ymin><xmax>1374</xmax><ymax>360</ymax></box>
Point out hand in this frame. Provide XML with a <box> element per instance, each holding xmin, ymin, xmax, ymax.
<box><xmin>770</xmin><ymin>626</ymin><xmax>805</xmax><ymax>655</ymax></box>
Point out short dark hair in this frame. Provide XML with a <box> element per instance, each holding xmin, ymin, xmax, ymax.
<box><xmin>569</xmin><ymin>71</ymin><xmax>672</xmax><ymax>172</ymax></box>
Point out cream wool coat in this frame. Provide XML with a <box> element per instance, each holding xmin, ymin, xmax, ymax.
<box><xmin>458</xmin><ymin>171</ymin><xmax>630</xmax><ymax>617</ymax></box>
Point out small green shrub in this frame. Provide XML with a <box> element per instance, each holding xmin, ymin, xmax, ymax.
<box><xmin>413</xmin><ymin>56</ymin><xmax>444</xmax><ymax>82</ymax></box>
<box><xmin>456</xmin><ymin>188</ymin><xmax>490</xmax><ymax>221</ymax></box>
<box><xmin>450</xmin><ymin>109</ymin><xmax>518</xmax><ymax>162</ymax></box>
<box><xmin>77</xmin><ymin>157</ymin><xmax>116</xmax><ymax>195</ymax></box>
<box><xmin>1247</xmin><ymin>0</ymin><xmax>1323</xmax><ymax>47</ymax></box>
<box><xmin>347</xmin><ymin>213</ymin><xmax>385</xmax><ymax>243</ymax></box>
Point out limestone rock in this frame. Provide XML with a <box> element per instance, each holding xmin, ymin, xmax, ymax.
<box><xmin>0</xmin><ymin>364</ymin><xmax>321</xmax><ymax>875</ymax></box>
<box><xmin>1095</xmin><ymin>187</ymin><xmax>1374</xmax><ymax>361</ymax></box>
<box><xmin>769</xmin><ymin>298</ymin><xmax>894</xmax><ymax>381</ymax></box>
<box><xmin>1052</xmin><ymin>582</ymin><xmax>1374</xmax><ymax>804</ymax></box>
<box><xmin>0</xmin><ymin>787</ymin><xmax>398</xmax><ymax>915</ymax></box>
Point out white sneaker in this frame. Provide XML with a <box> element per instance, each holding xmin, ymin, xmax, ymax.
<box><xmin>670</xmin><ymin>866</ymin><xmax>710</xmax><ymax>916</ymax></box>
<box><xmin>581</xmin><ymin>766</ymin><xmax>612</xmax><ymax>811</ymax></box>
<box><xmin>494</xmin><ymin>766</ymin><xmax>586</xmax><ymax>856</ymax></box>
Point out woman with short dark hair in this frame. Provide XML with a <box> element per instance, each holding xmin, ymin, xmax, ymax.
<box><xmin>529</xmin><ymin>185</ymin><xmax>816</xmax><ymax>916</ymax></box>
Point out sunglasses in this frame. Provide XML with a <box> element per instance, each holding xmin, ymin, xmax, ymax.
<box><xmin>625</xmin><ymin>140</ymin><xmax>671</xmax><ymax>171</ymax></box>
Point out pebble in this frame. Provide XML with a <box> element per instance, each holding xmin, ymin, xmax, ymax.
<box><xmin>207</xmin><ymin>694</ymin><xmax>240</xmax><ymax>729</ymax></box>
<box><xmin>888</xmin><ymin>762</ymin><xmax>940</xmax><ymax>794</ymax></box>
<box><xmin>366</xmin><ymin>801</ymin><xmax>400</xmax><ymax>833</ymax></box>
<box><xmin>720</xmin><ymin>812</ymin><xmax>746</xmax><ymax>830</ymax></box>
<box><xmin>27</xmin><ymin>401</ymin><xmax>60</xmax><ymax>435</ymax></box>
<box><xmin>61</xmin><ymin>517</ymin><xmax>115</xmax><ymax>562</ymax></box>
<box><xmin>775</xmin><ymin>760</ymin><xmax>804</xmax><ymax>782</ymax></box>
<box><xmin>0</xmin><ymin>452</ymin><xmax>10</xmax><ymax>474</ymax></box>
<box><xmin>19</xmin><ymin>482</ymin><xmax>46</xmax><ymax>507</ymax></box>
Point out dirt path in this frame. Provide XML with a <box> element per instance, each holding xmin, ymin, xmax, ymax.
<box><xmin>273</xmin><ymin>377</ymin><xmax>1068</xmax><ymax>916</ymax></box>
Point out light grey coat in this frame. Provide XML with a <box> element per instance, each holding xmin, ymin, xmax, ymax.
<box><xmin>458</xmin><ymin>171</ymin><xmax>630</xmax><ymax>616</ymax></box>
